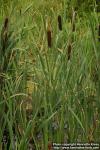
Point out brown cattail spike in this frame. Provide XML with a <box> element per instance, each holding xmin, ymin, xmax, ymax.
<box><xmin>48</xmin><ymin>141</ymin><xmax>53</xmax><ymax>150</ymax></box>
<box><xmin>67</xmin><ymin>44</ymin><xmax>72</xmax><ymax>60</ymax></box>
<box><xmin>1</xmin><ymin>17</ymin><xmax>9</xmax><ymax>54</ymax></box>
<box><xmin>58</xmin><ymin>15</ymin><xmax>62</xmax><ymax>31</ymax></box>
<box><xmin>47</xmin><ymin>30</ymin><xmax>51</xmax><ymax>48</ymax></box>
<box><xmin>47</xmin><ymin>18</ymin><xmax>52</xmax><ymax>48</ymax></box>
<box><xmin>4</xmin><ymin>18</ymin><xmax>9</xmax><ymax>29</ymax></box>
<box><xmin>98</xmin><ymin>24</ymin><xmax>100</xmax><ymax>41</ymax></box>
<box><xmin>72</xmin><ymin>23</ymin><xmax>75</xmax><ymax>32</ymax></box>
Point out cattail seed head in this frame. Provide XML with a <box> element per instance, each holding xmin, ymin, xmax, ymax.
<box><xmin>47</xmin><ymin>30</ymin><xmax>52</xmax><ymax>48</ymax></box>
<box><xmin>58</xmin><ymin>15</ymin><xmax>62</xmax><ymax>31</ymax></box>
<box><xmin>46</xmin><ymin>18</ymin><xmax>52</xmax><ymax>48</ymax></box>
<box><xmin>4</xmin><ymin>17</ymin><xmax>9</xmax><ymax>29</ymax></box>
<box><xmin>67</xmin><ymin>44</ymin><xmax>72</xmax><ymax>60</ymax></box>
<box><xmin>72</xmin><ymin>23</ymin><xmax>75</xmax><ymax>32</ymax></box>
<box><xmin>20</xmin><ymin>9</ymin><xmax>21</xmax><ymax>15</ymax></box>
<box><xmin>48</xmin><ymin>141</ymin><xmax>52</xmax><ymax>150</ymax></box>
<box><xmin>1</xmin><ymin>17</ymin><xmax>9</xmax><ymax>53</ymax></box>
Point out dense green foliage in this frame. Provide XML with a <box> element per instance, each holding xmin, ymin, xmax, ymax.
<box><xmin>0</xmin><ymin>0</ymin><xmax>100</xmax><ymax>149</ymax></box>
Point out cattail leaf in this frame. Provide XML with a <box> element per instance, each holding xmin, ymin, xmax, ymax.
<box><xmin>98</xmin><ymin>24</ymin><xmax>100</xmax><ymax>41</ymax></box>
<box><xmin>68</xmin><ymin>106</ymin><xmax>85</xmax><ymax>133</ymax></box>
<box><xmin>22</xmin><ymin>3</ymin><xmax>33</xmax><ymax>15</ymax></box>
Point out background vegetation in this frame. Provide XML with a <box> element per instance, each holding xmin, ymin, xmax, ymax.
<box><xmin>0</xmin><ymin>0</ymin><xmax>100</xmax><ymax>149</ymax></box>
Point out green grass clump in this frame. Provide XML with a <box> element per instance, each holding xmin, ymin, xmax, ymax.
<box><xmin>0</xmin><ymin>0</ymin><xmax>100</xmax><ymax>149</ymax></box>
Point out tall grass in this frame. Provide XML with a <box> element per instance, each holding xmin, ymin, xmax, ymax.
<box><xmin>0</xmin><ymin>0</ymin><xmax>100</xmax><ymax>149</ymax></box>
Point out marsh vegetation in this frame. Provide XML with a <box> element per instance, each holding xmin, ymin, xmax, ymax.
<box><xmin>0</xmin><ymin>0</ymin><xmax>100</xmax><ymax>149</ymax></box>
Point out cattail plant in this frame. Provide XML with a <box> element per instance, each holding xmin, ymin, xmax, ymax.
<box><xmin>88</xmin><ymin>127</ymin><xmax>94</xmax><ymax>143</ymax></box>
<box><xmin>48</xmin><ymin>141</ymin><xmax>52</xmax><ymax>150</ymax></box>
<box><xmin>4</xmin><ymin>17</ymin><xmax>9</xmax><ymax>29</ymax></box>
<box><xmin>0</xmin><ymin>18</ymin><xmax>10</xmax><ymax>149</ymax></box>
<box><xmin>46</xmin><ymin>18</ymin><xmax>52</xmax><ymax>48</ymax></box>
<box><xmin>67</xmin><ymin>43</ymin><xmax>72</xmax><ymax>60</ymax></box>
<box><xmin>0</xmin><ymin>18</ymin><xmax>9</xmax><ymax>94</ymax></box>
<box><xmin>47</xmin><ymin>30</ymin><xmax>52</xmax><ymax>48</ymax></box>
<box><xmin>20</xmin><ymin>9</ymin><xmax>21</xmax><ymax>15</ymax></box>
<box><xmin>1</xmin><ymin>17</ymin><xmax>9</xmax><ymax>55</ymax></box>
<box><xmin>98</xmin><ymin>24</ymin><xmax>100</xmax><ymax>41</ymax></box>
<box><xmin>58</xmin><ymin>15</ymin><xmax>62</xmax><ymax>31</ymax></box>
<box><xmin>71</xmin><ymin>8</ymin><xmax>76</xmax><ymax>32</ymax></box>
